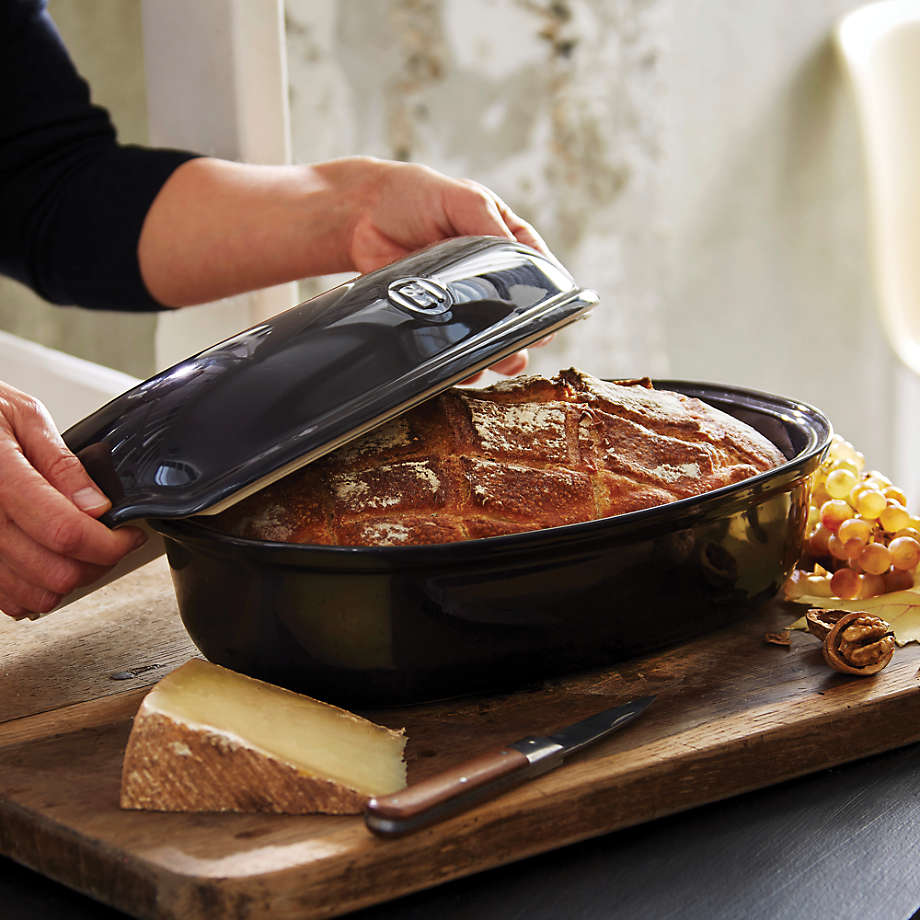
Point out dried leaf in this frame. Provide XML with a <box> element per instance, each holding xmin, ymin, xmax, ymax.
<box><xmin>787</xmin><ymin>586</ymin><xmax>920</xmax><ymax>646</ymax></box>
<box><xmin>764</xmin><ymin>630</ymin><xmax>791</xmax><ymax>647</ymax></box>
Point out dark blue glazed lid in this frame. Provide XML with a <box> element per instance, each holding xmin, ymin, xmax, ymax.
<box><xmin>62</xmin><ymin>237</ymin><xmax>599</xmax><ymax>525</ymax></box>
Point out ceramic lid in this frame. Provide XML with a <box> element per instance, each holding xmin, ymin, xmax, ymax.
<box><xmin>63</xmin><ymin>236</ymin><xmax>599</xmax><ymax>525</ymax></box>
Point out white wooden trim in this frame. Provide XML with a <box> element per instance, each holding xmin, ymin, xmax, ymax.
<box><xmin>0</xmin><ymin>330</ymin><xmax>139</xmax><ymax>430</ymax></box>
<box><xmin>140</xmin><ymin>0</ymin><xmax>298</xmax><ymax>370</ymax></box>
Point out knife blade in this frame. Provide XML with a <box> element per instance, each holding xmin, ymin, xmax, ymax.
<box><xmin>364</xmin><ymin>694</ymin><xmax>654</xmax><ymax>837</ymax></box>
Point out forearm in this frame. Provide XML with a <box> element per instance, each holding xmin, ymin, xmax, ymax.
<box><xmin>138</xmin><ymin>157</ymin><xmax>382</xmax><ymax>307</ymax></box>
<box><xmin>137</xmin><ymin>153</ymin><xmax>551</xmax><ymax>308</ymax></box>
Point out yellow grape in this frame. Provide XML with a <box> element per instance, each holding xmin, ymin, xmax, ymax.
<box><xmin>858</xmin><ymin>541</ymin><xmax>892</xmax><ymax>575</ymax></box>
<box><xmin>830</xmin><ymin>567</ymin><xmax>861</xmax><ymax>599</ymax></box>
<box><xmin>807</xmin><ymin>524</ymin><xmax>831</xmax><ymax>556</ymax></box>
<box><xmin>796</xmin><ymin>436</ymin><xmax>920</xmax><ymax>601</ymax></box>
<box><xmin>880</xmin><ymin>501</ymin><xmax>910</xmax><ymax>533</ymax></box>
<box><xmin>894</xmin><ymin>527</ymin><xmax>920</xmax><ymax>541</ymax></box>
<box><xmin>827</xmin><ymin>534</ymin><xmax>850</xmax><ymax>561</ymax></box>
<box><xmin>831</xmin><ymin>457</ymin><xmax>861</xmax><ymax>476</ymax></box>
<box><xmin>827</xmin><ymin>438</ymin><xmax>846</xmax><ymax>459</ymax></box>
<box><xmin>855</xmin><ymin>489</ymin><xmax>887</xmax><ymax>519</ymax></box>
<box><xmin>885</xmin><ymin>568</ymin><xmax>915</xmax><ymax>592</ymax></box>
<box><xmin>858</xmin><ymin>572</ymin><xmax>887</xmax><ymax>598</ymax></box>
<box><xmin>848</xmin><ymin>483</ymin><xmax>869</xmax><ymax>508</ymax></box>
<box><xmin>837</xmin><ymin>517</ymin><xmax>871</xmax><ymax>546</ymax></box>
<box><xmin>820</xmin><ymin>499</ymin><xmax>854</xmax><ymax>532</ymax></box>
<box><xmin>829</xmin><ymin>436</ymin><xmax>861</xmax><ymax>466</ymax></box>
<box><xmin>826</xmin><ymin>468</ymin><xmax>858</xmax><ymax>499</ymax></box>
<box><xmin>889</xmin><ymin>535</ymin><xmax>920</xmax><ymax>571</ymax></box>
<box><xmin>845</xmin><ymin>538</ymin><xmax>866</xmax><ymax>562</ymax></box>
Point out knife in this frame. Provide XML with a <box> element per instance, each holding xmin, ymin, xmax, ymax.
<box><xmin>364</xmin><ymin>694</ymin><xmax>654</xmax><ymax>837</ymax></box>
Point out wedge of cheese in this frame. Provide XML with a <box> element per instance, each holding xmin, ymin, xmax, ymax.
<box><xmin>120</xmin><ymin>659</ymin><xmax>407</xmax><ymax>815</ymax></box>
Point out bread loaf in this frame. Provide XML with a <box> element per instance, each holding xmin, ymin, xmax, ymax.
<box><xmin>213</xmin><ymin>369</ymin><xmax>786</xmax><ymax>547</ymax></box>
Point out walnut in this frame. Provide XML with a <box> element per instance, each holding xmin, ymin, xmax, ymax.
<box><xmin>807</xmin><ymin>609</ymin><xmax>896</xmax><ymax>676</ymax></box>
<box><xmin>804</xmin><ymin>608</ymin><xmax>851</xmax><ymax>641</ymax></box>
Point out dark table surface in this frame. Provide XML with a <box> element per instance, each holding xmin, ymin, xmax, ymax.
<box><xmin>5</xmin><ymin>738</ymin><xmax>920</xmax><ymax>920</ymax></box>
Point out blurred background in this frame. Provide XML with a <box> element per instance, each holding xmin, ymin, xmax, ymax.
<box><xmin>2</xmin><ymin>0</ymin><xmax>917</xmax><ymax>496</ymax></box>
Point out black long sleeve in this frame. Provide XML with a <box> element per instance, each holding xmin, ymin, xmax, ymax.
<box><xmin>0</xmin><ymin>0</ymin><xmax>199</xmax><ymax>310</ymax></box>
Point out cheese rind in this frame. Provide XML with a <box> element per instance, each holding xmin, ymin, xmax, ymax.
<box><xmin>120</xmin><ymin>659</ymin><xmax>407</xmax><ymax>815</ymax></box>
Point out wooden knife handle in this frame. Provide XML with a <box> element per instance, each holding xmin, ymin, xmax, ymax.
<box><xmin>365</xmin><ymin>746</ymin><xmax>530</xmax><ymax>837</ymax></box>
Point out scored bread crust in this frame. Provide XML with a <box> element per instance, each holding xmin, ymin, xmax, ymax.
<box><xmin>214</xmin><ymin>368</ymin><xmax>787</xmax><ymax>547</ymax></box>
<box><xmin>120</xmin><ymin>707</ymin><xmax>376</xmax><ymax>814</ymax></box>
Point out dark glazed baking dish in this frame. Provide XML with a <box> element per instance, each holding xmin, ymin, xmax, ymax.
<box><xmin>151</xmin><ymin>381</ymin><xmax>831</xmax><ymax>706</ymax></box>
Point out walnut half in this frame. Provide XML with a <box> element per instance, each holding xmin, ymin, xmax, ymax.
<box><xmin>815</xmin><ymin>610</ymin><xmax>896</xmax><ymax>676</ymax></box>
<box><xmin>804</xmin><ymin>608</ymin><xmax>850</xmax><ymax>642</ymax></box>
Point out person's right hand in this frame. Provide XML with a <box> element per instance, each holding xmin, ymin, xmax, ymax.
<box><xmin>0</xmin><ymin>382</ymin><xmax>144</xmax><ymax>620</ymax></box>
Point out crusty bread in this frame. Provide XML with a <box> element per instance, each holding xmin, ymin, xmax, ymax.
<box><xmin>214</xmin><ymin>369</ymin><xmax>787</xmax><ymax>547</ymax></box>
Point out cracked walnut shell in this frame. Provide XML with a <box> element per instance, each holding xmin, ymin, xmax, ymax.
<box><xmin>819</xmin><ymin>610</ymin><xmax>896</xmax><ymax>676</ymax></box>
<box><xmin>804</xmin><ymin>608</ymin><xmax>851</xmax><ymax>642</ymax></box>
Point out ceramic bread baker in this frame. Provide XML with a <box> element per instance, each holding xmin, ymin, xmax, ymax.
<box><xmin>61</xmin><ymin>237</ymin><xmax>831</xmax><ymax>705</ymax></box>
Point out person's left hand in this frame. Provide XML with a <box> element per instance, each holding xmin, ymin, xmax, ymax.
<box><xmin>342</xmin><ymin>158</ymin><xmax>555</xmax><ymax>381</ymax></box>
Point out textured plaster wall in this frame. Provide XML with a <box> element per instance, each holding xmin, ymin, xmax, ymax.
<box><xmin>662</xmin><ymin>1</ymin><xmax>892</xmax><ymax>465</ymax></box>
<box><xmin>285</xmin><ymin>0</ymin><xmax>902</xmax><ymax>483</ymax></box>
<box><xmin>0</xmin><ymin>0</ymin><xmax>157</xmax><ymax>379</ymax></box>
<box><xmin>286</xmin><ymin>0</ymin><xmax>669</xmax><ymax>378</ymax></box>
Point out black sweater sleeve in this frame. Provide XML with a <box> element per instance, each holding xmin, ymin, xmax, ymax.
<box><xmin>0</xmin><ymin>0</ymin><xmax>200</xmax><ymax>310</ymax></box>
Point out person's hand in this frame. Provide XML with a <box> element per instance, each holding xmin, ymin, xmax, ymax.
<box><xmin>344</xmin><ymin>159</ymin><xmax>551</xmax><ymax>272</ymax></box>
<box><xmin>0</xmin><ymin>382</ymin><xmax>144</xmax><ymax>619</ymax></box>
<box><xmin>342</xmin><ymin>159</ymin><xmax>556</xmax><ymax>382</ymax></box>
<box><xmin>346</xmin><ymin>160</ymin><xmax>554</xmax><ymax>378</ymax></box>
<box><xmin>140</xmin><ymin>156</ymin><xmax>558</xmax><ymax>380</ymax></box>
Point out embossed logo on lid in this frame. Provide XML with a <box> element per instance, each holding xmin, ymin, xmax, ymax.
<box><xmin>387</xmin><ymin>277</ymin><xmax>453</xmax><ymax>316</ymax></box>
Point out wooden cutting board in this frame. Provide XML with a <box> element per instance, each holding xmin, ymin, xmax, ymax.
<box><xmin>2</xmin><ymin>558</ymin><xmax>919</xmax><ymax>920</ymax></box>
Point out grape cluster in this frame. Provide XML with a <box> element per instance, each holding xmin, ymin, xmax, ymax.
<box><xmin>784</xmin><ymin>434</ymin><xmax>920</xmax><ymax>601</ymax></box>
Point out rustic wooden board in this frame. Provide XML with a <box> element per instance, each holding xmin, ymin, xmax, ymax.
<box><xmin>0</xmin><ymin>558</ymin><xmax>195</xmax><ymax>724</ymax></box>
<box><xmin>1</xmin><ymin>560</ymin><xmax>919</xmax><ymax>920</ymax></box>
